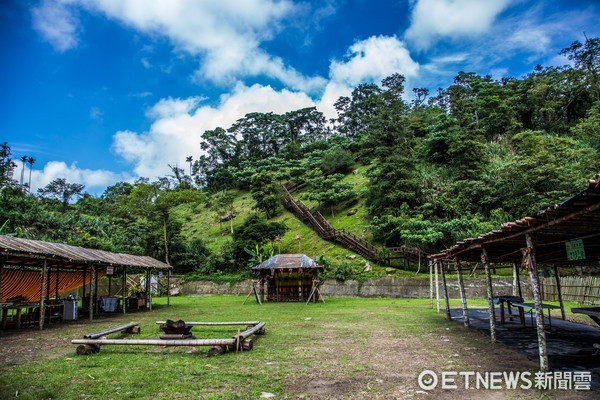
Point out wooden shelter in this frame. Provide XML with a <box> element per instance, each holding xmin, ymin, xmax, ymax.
<box><xmin>430</xmin><ymin>177</ymin><xmax>600</xmax><ymax>371</ymax></box>
<box><xmin>0</xmin><ymin>235</ymin><xmax>172</xmax><ymax>330</ymax></box>
<box><xmin>252</xmin><ymin>254</ymin><xmax>323</xmax><ymax>302</ymax></box>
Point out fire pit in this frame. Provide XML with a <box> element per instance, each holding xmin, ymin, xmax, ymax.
<box><xmin>159</xmin><ymin>319</ymin><xmax>194</xmax><ymax>338</ymax></box>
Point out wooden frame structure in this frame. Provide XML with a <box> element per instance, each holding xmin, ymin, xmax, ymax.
<box><xmin>0</xmin><ymin>236</ymin><xmax>171</xmax><ymax>330</ymax></box>
<box><xmin>430</xmin><ymin>177</ymin><xmax>600</xmax><ymax>371</ymax></box>
<box><xmin>251</xmin><ymin>254</ymin><xmax>323</xmax><ymax>302</ymax></box>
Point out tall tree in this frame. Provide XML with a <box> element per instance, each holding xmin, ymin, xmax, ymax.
<box><xmin>19</xmin><ymin>155</ymin><xmax>28</xmax><ymax>186</ymax></box>
<box><xmin>27</xmin><ymin>157</ymin><xmax>35</xmax><ymax>192</ymax></box>
<box><xmin>37</xmin><ymin>178</ymin><xmax>85</xmax><ymax>211</ymax></box>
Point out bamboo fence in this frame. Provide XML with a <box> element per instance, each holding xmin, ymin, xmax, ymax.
<box><xmin>542</xmin><ymin>276</ymin><xmax>600</xmax><ymax>305</ymax></box>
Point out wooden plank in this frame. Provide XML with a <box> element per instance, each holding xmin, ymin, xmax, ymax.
<box><xmin>72</xmin><ymin>338</ymin><xmax>236</xmax><ymax>346</ymax></box>
<box><xmin>84</xmin><ymin>322</ymin><xmax>139</xmax><ymax>339</ymax></box>
<box><xmin>155</xmin><ymin>321</ymin><xmax>260</xmax><ymax>326</ymax></box>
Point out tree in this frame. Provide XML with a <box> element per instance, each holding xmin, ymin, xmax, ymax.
<box><xmin>19</xmin><ymin>155</ymin><xmax>27</xmax><ymax>186</ymax></box>
<box><xmin>304</xmin><ymin>169</ymin><xmax>356</xmax><ymax>217</ymax></box>
<box><xmin>560</xmin><ymin>36</ymin><xmax>600</xmax><ymax>101</ymax></box>
<box><xmin>0</xmin><ymin>142</ymin><xmax>17</xmax><ymax>189</ymax></box>
<box><xmin>211</xmin><ymin>190</ymin><xmax>236</xmax><ymax>234</ymax></box>
<box><xmin>250</xmin><ymin>172</ymin><xmax>282</xmax><ymax>218</ymax></box>
<box><xmin>37</xmin><ymin>178</ymin><xmax>85</xmax><ymax>211</ymax></box>
<box><xmin>27</xmin><ymin>157</ymin><xmax>35</xmax><ymax>193</ymax></box>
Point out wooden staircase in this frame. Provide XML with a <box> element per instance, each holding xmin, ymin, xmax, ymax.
<box><xmin>282</xmin><ymin>184</ymin><xmax>425</xmax><ymax>264</ymax></box>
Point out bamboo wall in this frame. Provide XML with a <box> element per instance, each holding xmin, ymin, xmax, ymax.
<box><xmin>542</xmin><ymin>276</ymin><xmax>600</xmax><ymax>305</ymax></box>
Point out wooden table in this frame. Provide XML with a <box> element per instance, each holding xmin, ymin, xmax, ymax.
<box><xmin>1</xmin><ymin>303</ymin><xmax>40</xmax><ymax>329</ymax></box>
<box><xmin>571</xmin><ymin>307</ymin><xmax>600</xmax><ymax>326</ymax></box>
<box><xmin>493</xmin><ymin>296</ymin><xmax>523</xmax><ymax>323</ymax></box>
<box><xmin>512</xmin><ymin>302</ymin><xmax>561</xmax><ymax>330</ymax></box>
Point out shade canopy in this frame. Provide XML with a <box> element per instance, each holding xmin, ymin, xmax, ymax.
<box><xmin>431</xmin><ymin>177</ymin><xmax>600</xmax><ymax>265</ymax></box>
<box><xmin>252</xmin><ymin>254</ymin><xmax>322</xmax><ymax>270</ymax></box>
<box><xmin>0</xmin><ymin>235</ymin><xmax>171</xmax><ymax>270</ymax></box>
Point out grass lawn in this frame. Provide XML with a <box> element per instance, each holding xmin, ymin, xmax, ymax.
<box><xmin>0</xmin><ymin>296</ymin><xmax>595</xmax><ymax>399</ymax></box>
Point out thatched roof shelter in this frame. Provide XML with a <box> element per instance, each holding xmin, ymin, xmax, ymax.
<box><xmin>0</xmin><ymin>235</ymin><xmax>171</xmax><ymax>329</ymax></box>
<box><xmin>429</xmin><ymin>177</ymin><xmax>600</xmax><ymax>372</ymax></box>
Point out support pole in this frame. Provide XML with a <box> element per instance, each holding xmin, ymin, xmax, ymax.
<box><xmin>434</xmin><ymin>261</ymin><xmax>440</xmax><ymax>313</ymax></box>
<box><xmin>108</xmin><ymin>271</ymin><xmax>112</xmax><ymax>297</ymax></box>
<box><xmin>122</xmin><ymin>266</ymin><xmax>127</xmax><ymax>314</ymax></box>
<box><xmin>167</xmin><ymin>268</ymin><xmax>171</xmax><ymax>306</ymax></box>
<box><xmin>82</xmin><ymin>267</ymin><xmax>87</xmax><ymax>311</ymax></box>
<box><xmin>553</xmin><ymin>265</ymin><xmax>566</xmax><ymax>320</ymax></box>
<box><xmin>89</xmin><ymin>266</ymin><xmax>95</xmax><ymax>322</ymax></box>
<box><xmin>524</xmin><ymin>234</ymin><xmax>548</xmax><ymax>371</ymax></box>
<box><xmin>429</xmin><ymin>261</ymin><xmax>433</xmax><ymax>308</ymax></box>
<box><xmin>512</xmin><ymin>260</ymin><xmax>520</xmax><ymax>298</ymax></box>
<box><xmin>0</xmin><ymin>257</ymin><xmax>4</xmax><ymax>328</ymax></box>
<box><xmin>94</xmin><ymin>268</ymin><xmax>99</xmax><ymax>314</ymax></box>
<box><xmin>455</xmin><ymin>257</ymin><xmax>470</xmax><ymax>328</ymax></box>
<box><xmin>55</xmin><ymin>267</ymin><xmax>59</xmax><ymax>299</ymax></box>
<box><xmin>39</xmin><ymin>260</ymin><xmax>48</xmax><ymax>330</ymax></box>
<box><xmin>481</xmin><ymin>248</ymin><xmax>496</xmax><ymax>343</ymax></box>
<box><xmin>440</xmin><ymin>261</ymin><xmax>452</xmax><ymax>321</ymax></box>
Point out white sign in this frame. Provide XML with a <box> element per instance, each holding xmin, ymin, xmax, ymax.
<box><xmin>106</xmin><ymin>266</ymin><xmax>114</xmax><ymax>275</ymax></box>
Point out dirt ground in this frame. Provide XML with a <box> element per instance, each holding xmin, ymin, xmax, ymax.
<box><xmin>0</xmin><ymin>313</ymin><xmax>597</xmax><ymax>399</ymax></box>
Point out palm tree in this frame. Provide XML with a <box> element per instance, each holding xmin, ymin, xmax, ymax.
<box><xmin>27</xmin><ymin>157</ymin><xmax>35</xmax><ymax>192</ymax></box>
<box><xmin>185</xmin><ymin>156</ymin><xmax>193</xmax><ymax>176</ymax></box>
<box><xmin>20</xmin><ymin>155</ymin><xmax>28</xmax><ymax>186</ymax></box>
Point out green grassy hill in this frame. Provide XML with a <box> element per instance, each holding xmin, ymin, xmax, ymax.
<box><xmin>170</xmin><ymin>165</ymin><xmax>421</xmax><ymax>280</ymax></box>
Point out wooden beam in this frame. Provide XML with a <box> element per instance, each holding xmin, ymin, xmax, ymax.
<box><xmin>482</xmin><ymin>248</ymin><xmax>496</xmax><ymax>343</ymax></box>
<box><xmin>84</xmin><ymin>322</ymin><xmax>139</xmax><ymax>339</ymax></box>
<box><xmin>39</xmin><ymin>259</ymin><xmax>48</xmax><ymax>331</ymax></box>
<box><xmin>524</xmin><ymin>234</ymin><xmax>548</xmax><ymax>371</ymax></box>
<box><xmin>122</xmin><ymin>266</ymin><xmax>127</xmax><ymax>315</ymax></box>
<box><xmin>455</xmin><ymin>257</ymin><xmax>470</xmax><ymax>328</ymax></box>
<box><xmin>434</xmin><ymin>261</ymin><xmax>440</xmax><ymax>313</ymax></box>
<box><xmin>553</xmin><ymin>265</ymin><xmax>566</xmax><ymax>320</ymax></box>
<box><xmin>89</xmin><ymin>266</ymin><xmax>95</xmax><ymax>322</ymax></box>
<box><xmin>440</xmin><ymin>262</ymin><xmax>451</xmax><ymax>321</ymax></box>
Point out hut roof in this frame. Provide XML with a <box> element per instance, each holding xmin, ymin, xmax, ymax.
<box><xmin>252</xmin><ymin>254</ymin><xmax>322</xmax><ymax>270</ymax></box>
<box><xmin>431</xmin><ymin>177</ymin><xmax>600</xmax><ymax>265</ymax></box>
<box><xmin>0</xmin><ymin>235</ymin><xmax>171</xmax><ymax>270</ymax></box>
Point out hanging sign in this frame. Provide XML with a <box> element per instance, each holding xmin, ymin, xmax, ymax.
<box><xmin>565</xmin><ymin>239</ymin><xmax>586</xmax><ymax>261</ymax></box>
<box><xmin>106</xmin><ymin>266</ymin><xmax>114</xmax><ymax>275</ymax></box>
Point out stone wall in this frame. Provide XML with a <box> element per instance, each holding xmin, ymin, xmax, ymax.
<box><xmin>180</xmin><ymin>277</ymin><xmax>533</xmax><ymax>299</ymax></box>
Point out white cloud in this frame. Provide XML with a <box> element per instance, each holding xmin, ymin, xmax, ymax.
<box><xmin>329</xmin><ymin>35</ymin><xmax>420</xmax><ymax>87</ymax></box>
<box><xmin>112</xmin><ymin>84</ymin><xmax>316</xmax><ymax>179</ymax></box>
<box><xmin>405</xmin><ymin>0</ymin><xmax>512</xmax><ymax>50</ymax></box>
<box><xmin>15</xmin><ymin>161</ymin><xmax>132</xmax><ymax>194</ymax></box>
<box><xmin>50</xmin><ymin>0</ymin><xmax>326</xmax><ymax>92</ymax></box>
<box><xmin>31</xmin><ymin>0</ymin><xmax>80</xmax><ymax>52</ymax></box>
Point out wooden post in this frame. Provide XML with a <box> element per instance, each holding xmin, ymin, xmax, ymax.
<box><xmin>553</xmin><ymin>265</ymin><xmax>566</xmax><ymax>320</ymax></box>
<box><xmin>94</xmin><ymin>268</ymin><xmax>99</xmax><ymax>314</ymax></box>
<box><xmin>148</xmin><ymin>270</ymin><xmax>153</xmax><ymax>311</ymax></box>
<box><xmin>145</xmin><ymin>269</ymin><xmax>151</xmax><ymax>310</ymax></box>
<box><xmin>481</xmin><ymin>248</ymin><xmax>496</xmax><ymax>343</ymax></box>
<box><xmin>122</xmin><ymin>266</ymin><xmax>127</xmax><ymax>314</ymax></box>
<box><xmin>108</xmin><ymin>270</ymin><xmax>112</xmax><ymax>297</ymax></box>
<box><xmin>455</xmin><ymin>257</ymin><xmax>470</xmax><ymax>328</ymax></box>
<box><xmin>434</xmin><ymin>261</ymin><xmax>440</xmax><ymax>313</ymax></box>
<box><xmin>39</xmin><ymin>260</ymin><xmax>48</xmax><ymax>330</ymax></box>
<box><xmin>429</xmin><ymin>261</ymin><xmax>433</xmax><ymax>308</ymax></box>
<box><xmin>55</xmin><ymin>267</ymin><xmax>59</xmax><ymax>299</ymax></box>
<box><xmin>0</xmin><ymin>257</ymin><xmax>5</xmax><ymax>328</ymax></box>
<box><xmin>440</xmin><ymin>261</ymin><xmax>452</xmax><ymax>321</ymax></box>
<box><xmin>89</xmin><ymin>266</ymin><xmax>95</xmax><ymax>321</ymax></box>
<box><xmin>82</xmin><ymin>267</ymin><xmax>87</xmax><ymax>311</ymax></box>
<box><xmin>524</xmin><ymin>234</ymin><xmax>548</xmax><ymax>371</ymax></box>
<box><xmin>167</xmin><ymin>268</ymin><xmax>171</xmax><ymax>306</ymax></box>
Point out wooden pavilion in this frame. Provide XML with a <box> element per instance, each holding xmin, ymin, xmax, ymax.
<box><xmin>430</xmin><ymin>176</ymin><xmax>600</xmax><ymax>371</ymax></box>
<box><xmin>0</xmin><ymin>235</ymin><xmax>172</xmax><ymax>330</ymax></box>
<box><xmin>252</xmin><ymin>254</ymin><xmax>323</xmax><ymax>302</ymax></box>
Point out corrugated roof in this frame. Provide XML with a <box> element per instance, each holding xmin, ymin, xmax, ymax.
<box><xmin>252</xmin><ymin>254</ymin><xmax>322</xmax><ymax>270</ymax></box>
<box><xmin>431</xmin><ymin>177</ymin><xmax>600</xmax><ymax>265</ymax></box>
<box><xmin>0</xmin><ymin>235</ymin><xmax>171</xmax><ymax>270</ymax></box>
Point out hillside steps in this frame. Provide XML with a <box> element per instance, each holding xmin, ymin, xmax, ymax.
<box><xmin>282</xmin><ymin>183</ymin><xmax>427</xmax><ymax>266</ymax></box>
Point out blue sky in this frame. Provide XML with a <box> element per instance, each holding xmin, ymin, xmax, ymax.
<box><xmin>1</xmin><ymin>0</ymin><xmax>598</xmax><ymax>195</ymax></box>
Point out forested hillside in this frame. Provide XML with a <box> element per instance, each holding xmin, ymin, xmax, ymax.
<box><xmin>1</xmin><ymin>38</ymin><xmax>599</xmax><ymax>279</ymax></box>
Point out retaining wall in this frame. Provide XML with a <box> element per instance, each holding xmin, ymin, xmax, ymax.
<box><xmin>180</xmin><ymin>277</ymin><xmax>533</xmax><ymax>299</ymax></box>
